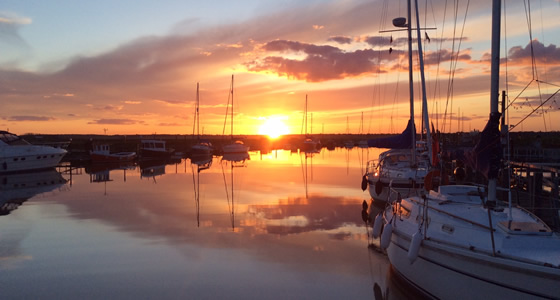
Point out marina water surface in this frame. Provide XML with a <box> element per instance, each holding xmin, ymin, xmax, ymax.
<box><xmin>0</xmin><ymin>147</ymin><xmax>428</xmax><ymax>299</ymax></box>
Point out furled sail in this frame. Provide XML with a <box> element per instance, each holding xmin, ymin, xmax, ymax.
<box><xmin>367</xmin><ymin>119</ymin><xmax>415</xmax><ymax>149</ymax></box>
<box><xmin>465</xmin><ymin>112</ymin><xmax>502</xmax><ymax>179</ymax></box>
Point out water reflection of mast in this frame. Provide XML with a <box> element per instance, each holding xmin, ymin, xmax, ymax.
<box><xmin>221</xmin><ymin>153</ymin><xmax>248</xmax><ymax>230</ymax></box>
<box><xmin>191</xmin><ymin>156</ymin><xmax>212</xmax><ymax>227</ymax></box>
<box><xmin>300</xmin><ymin>151</ymin><xmax>314</xmax><ymax>199</ymax></box>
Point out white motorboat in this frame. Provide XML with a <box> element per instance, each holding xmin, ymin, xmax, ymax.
<box><xmin>0</xmin><ymin>131</ymin><xmax>67</xmax><ymax>173</ymax></box>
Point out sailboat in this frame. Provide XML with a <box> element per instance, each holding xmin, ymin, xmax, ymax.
<box><xmin>373</xmin><ymin>1</ymin><xmax>560</xmax><ymax>298</ymax></box>
<box><xmin>300</xmin><ymin>94</ymin><xmax>318</xmax><ymax>152</ymax></box>
<box><xmin>222</xmin><ymin>75</ymin><xmax>250</xmax><ymax>155</ymax></box>
<box><xmin>362</xmin><ymin>0</ymin><xmax>433</xmax><ymax>204</ymax></box>
<box><xmin>190</xmin><ymin>82</ymin><xmax>214</xmax><ymax>156</ymax></box>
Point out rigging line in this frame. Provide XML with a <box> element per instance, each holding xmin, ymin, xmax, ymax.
<box><xmin>510</xmin><ymin>89</ymin><xmax>560</xmax><ymax>131</ymax></box>
<box><xmin>447</xmin><ymin>0</ymin><xmax>470</xmax><ymax>133</ymax></box>
<box><xmin>537</xmin><ymin>0</ymin><xmax>552</xmax><ymax>131</ymax></box>
<box><xmin>538</xmin><ymin>0</ymin><xmax>549</xmax><ymax>85</ymax></box>
<box><xmin>443</xmin><ymin>0</ymin><xmax>459</xmax><ymax>133</ymax></box>
<box><xmin>505</xmin><ymin>79</ymin><xmax>534</xmax><ymax>110</ymax></box>
<box><xmin>431</xmin><ymin>0</ymin><xmax>448</xmax><ymax>131</ymax></box>
<box><xmin>523</xmin><ymin>1</ymin><xmax>537</xmax><ymax>80</ymax></box>
<box><xmin>536</xmin><ymin>80</ymin><xmax>560</xmax><ymax>88</ymax></box>
<box><xmin>222</xmin><ymin>80</ymin><xmax>232</xmax><ymax>136</ymax></box>
<box><xmin>524</xmin><ymin>0</ymin><xmax>548</xmax><ymax>131</ymax></box>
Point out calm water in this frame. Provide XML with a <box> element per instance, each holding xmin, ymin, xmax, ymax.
<box><xmin>1</xmin><ymin>147</ymin><xmax>422</xmax><ymax>299</ymax></box>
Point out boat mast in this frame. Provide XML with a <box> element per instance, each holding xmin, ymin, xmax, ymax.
<box><xmin>230</xmin><ymin>75</ymin><xmax>234</xmax><ymax>140</ymax></box>
<box><xmin>413</xmin><ymin>0</ymin><xmax>432</xmax><ymax>165</ymax></box>
<box><xmin>406</xmin><ymin>0</ymin><xmax>417</xmax><ymax>165</ymax></box>
<box><xmin>196</xmin><ymin>82</ymin><xmax>200</xmax><ymax>139</ymax></box>
<box><xmin>305</xmin><ymin>94</ymin><xmax>308</xmax><ymax>136</ymax></box>
<box><xmin>488</xmin><ymin>0</ymin><xmax>501</xmax><ymax>203</ymax></box>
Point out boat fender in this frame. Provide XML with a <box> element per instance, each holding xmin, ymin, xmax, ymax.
<box><xmin>361</xmin><ymin>175</ymin><xmax>368</xmax><ymax>191</ymax></box>
<box><xmin>375</xmin><ymin>180</ymin><xmax>383</xmax><ymax>195</ymax></box>
<box><xmin>361</xmin><ymin>200</ymin><xmax>369</xmax><ymax>223</ymax></box>
<box><xmin>408</xmin><ymin>231</ymin><xmax>423</xmax><ymax>264</ymax></box>
<box><xmin>380</xmin><ymin>223</ymin><xmax>392</xmax><ymax>249</ymax></box>
<box><xmin>372</xmin><ymin>213</ymin><xmax>383</xmax><ymax>238</ymax></box>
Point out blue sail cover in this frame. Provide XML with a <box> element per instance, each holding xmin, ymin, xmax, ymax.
<box><xmin>465</xmin><ymin>112</ymin><xmax>502</xmax><ymax>179</ymax></box>
<box><xmin>368</xmin><ymin>119</ymin><xmax>416</xmax><ymax>149</ymax></box>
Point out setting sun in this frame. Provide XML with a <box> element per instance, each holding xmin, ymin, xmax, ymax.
<box><xmin>258</xmin><ymin>117</ymin><xmax>290</xmax><ymax>139</ymax></box>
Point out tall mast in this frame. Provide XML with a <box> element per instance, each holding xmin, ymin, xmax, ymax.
<box><xmin>305</xmin><ymin>94</ymin><xmax>308</xmax><ymax>136</ymax></box>
<box><xmin>488</xmin><ymin>0</ymin><xmax>501</xmax><ymax>203</ymax></box>
<box><xmin>413</xmin><ymin>0</ymin><xmax>432</xmax><ymax>165</ymax></box>
<box><xmin>196</xmin><ymin>82</ymin><xmax>200</xmax><ymax>138</ymax></box>
<box><xmin>406</xmin><ymin>0</ymin><xmax>417</xmax><ymax>165</ymax></box>
<box><xmin>230</xmin><ymin>75</ymin><xmax>234</xmax><ymax>140</ymax></box>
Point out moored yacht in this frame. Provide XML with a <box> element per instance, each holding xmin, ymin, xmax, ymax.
<box><xmin>139</xmin><ymin>139</ymin><xmax>174</xmax><ymax>159</ymax></box>
<box><xmin>0</xmin><ymin>131</ymin><xmax>67</xmax><ymax>173</ymax></box>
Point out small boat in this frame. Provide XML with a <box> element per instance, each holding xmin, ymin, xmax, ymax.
<box><xmin>191</xmin><ymin>140</ymin><xmax>213</xmax><ymax>156</ymax></box>
<box><xmin>90</xmin><ymin>144</ymin><xmax>136</xmax><ymax>163</ymax></box>
<box><xmin>300</xmin><ymin>95</ymin><xmax>318</xmax><ymax>153</ymax></box>
<box><xmin>222</xmin><ymin>140</ymin><xmax>249</xmax><ymax>154</ymax></box>
<box><xmin>0</xmin><ymin>131</ymin><xmax>67</xmax><ymax>173</ymax></box>
<box><xmin>139</xmin><ymin>139</ymin><xmax>174</xmax><ymax>159</ymax></box>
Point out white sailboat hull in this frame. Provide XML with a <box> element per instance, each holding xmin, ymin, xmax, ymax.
<box><xmin>222</xmin><ymin>143</ymin><xmax>249</xmax><ymax>154</ymax></box>
<box><xmin>388</xmin><ymin>230</ymin><xmax>560</xmax><ymax>299</ymax></box>
<box><xmin>383</xmin><ymin>186</ymin><xmax>560</xmax><ymax>300</ymax></box>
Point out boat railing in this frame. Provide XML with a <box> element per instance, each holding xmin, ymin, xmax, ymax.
<box><xmin>407</xmin><ymin>196</ymin><xmax>495</xmax><ymax>231</ymax></box>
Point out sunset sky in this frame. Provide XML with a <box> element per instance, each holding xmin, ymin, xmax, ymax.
<box><xmin>1</xmin><ymin>0</ymin><xmax>559</xmax><ymax>136</ymax></box>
